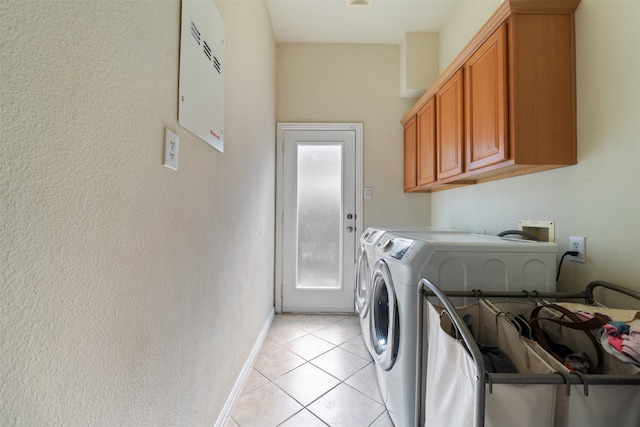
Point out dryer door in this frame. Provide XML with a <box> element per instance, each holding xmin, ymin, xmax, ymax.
<box><xmin>355</xmin><ymin>244</ymin><xmax>370</xmax><ymax>317</ymax></box>
<box><xmin>370</xmin><ymin>259</ymin><xmax>400</xmax><ymax>371</ymax></box>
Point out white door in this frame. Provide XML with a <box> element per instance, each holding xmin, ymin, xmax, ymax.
<box><xmin>276</xmin><ymin>124</ymin><xmax>362</xmax><ymax>313</ymax></box>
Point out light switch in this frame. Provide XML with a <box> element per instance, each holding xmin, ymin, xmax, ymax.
<box><xmin>364</xmin><ymin>187</ymin><xmax>373</xmax><ymax>199</ymax></box>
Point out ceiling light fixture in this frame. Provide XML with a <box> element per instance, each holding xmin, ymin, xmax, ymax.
<box><xmin>348</xmin><ymin>0</ymin><xmax>372</xmax><ymax>6</ymax></box>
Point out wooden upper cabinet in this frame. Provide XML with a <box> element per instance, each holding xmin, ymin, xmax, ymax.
<box><xmin>403</xmin><ymin>115</ymin><xmax>417</xmax><ymax>191</ymax></box>
<box><xmin>416</xmin><ymin>98</ymin><xmax>436</xmax><ymax>186</ymax></box>
<box><xmin>400</xmin><ymin>0</ymin><xmax>580</xmax><ymax>192</ymax></box>
<box><xmin>465</xmin><ymin>24</ymin><xmax>508</xmax><ymax>171</ymax></box>
<box><xmin>508</xmin><ymin>12</ymin><xmax>577</xmax><ymax>166</ymax></box>
<box><xmin>436</xmin><ymin>69</ymin><xmax>464</xmax><ymax>180</ymax></box>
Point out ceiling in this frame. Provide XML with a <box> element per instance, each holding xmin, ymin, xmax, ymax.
<box><xmin>265</xmin><ymin>0</ymin><xmax>461</xmax><ymax>44</ymax></box>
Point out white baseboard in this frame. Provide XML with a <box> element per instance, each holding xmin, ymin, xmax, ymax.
<box><xmin>214</xmin><ymin>307</ymin><xmax>275</xmax><ymax>427</ymax></box>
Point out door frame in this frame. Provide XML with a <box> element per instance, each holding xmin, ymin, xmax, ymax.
<box><xmin>275</xmin><ymin>123</ymin><xmax>363</xmax><ymax>313</ymax></box>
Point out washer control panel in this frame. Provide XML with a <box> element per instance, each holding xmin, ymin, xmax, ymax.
<box><xmin>387</xmin><ymin>238</ymin><xmax>413</xmax><ymax>260</ymax></box>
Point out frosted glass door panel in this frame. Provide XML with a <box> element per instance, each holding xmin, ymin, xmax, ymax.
<box><xmin>296</xmin><ymin>145</ymin><xmax>342</xmax><ymax>289</ymax></box>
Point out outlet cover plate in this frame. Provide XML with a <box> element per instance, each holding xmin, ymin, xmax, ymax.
<box><xmin>164</xmin><ymin>128</ymin><xmax>179</xmax><ymax>170</ymax></box>
<box><xmin>569</xmin><ymin>236</ymin><xmax>586</xmax><ymax>263</ymax></box>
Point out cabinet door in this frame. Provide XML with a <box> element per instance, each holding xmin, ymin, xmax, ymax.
<box><xmin>403</xmin><ymin>115</ymin><xmax>417</xmax><ymax>191</ymax></box>
<box><xmin>437</xmin><ymin>68</ymin><xmax>464</xmax><ymax>179</ymax></box>
<box><xmin>416</xmin><ymin>98</ymin><xmax>436</xmax><ymax>186</ymax></box>
<box><xmin>465</xmin><ymin>24</ymin><xmax>508</xmax><ymax>171</ymax></box>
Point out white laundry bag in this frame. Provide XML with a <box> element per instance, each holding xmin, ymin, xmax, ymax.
<box><xmin>424</xmin><ymin>300</ymin><xmax>557</xmax><ymax>427</ymax></box>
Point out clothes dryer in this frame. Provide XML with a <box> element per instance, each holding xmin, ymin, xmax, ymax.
<box><xmin>355</xmin><ymin>227</ymin><xmax>465</xmax><ymax>357</ymax></box>
<box><xmin>369</xmin><ymin>232</ymin><xmax>558</xmax><ymax>427</ymax></box>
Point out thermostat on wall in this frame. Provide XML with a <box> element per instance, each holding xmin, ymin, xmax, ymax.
<box><xmin>178</xmin><ymin>0</ymin><xmax>225</xmax><ymax>152</ymax></box>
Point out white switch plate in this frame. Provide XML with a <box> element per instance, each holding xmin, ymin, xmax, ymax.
<box><xmin>164</xmin><ymin>128</ymin><xmax>179</xmax><ymax>170</ymax></box>
<box><xmin>364</xmin><ymin>187</ymin><xmax>373</xmax><ymax>199</ymax></box>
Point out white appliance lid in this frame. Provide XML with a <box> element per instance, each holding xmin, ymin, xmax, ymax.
<box><xmin>389</xmin><ymin>231</ymin><xmax>558</xmax><ymax>253</ymax></box>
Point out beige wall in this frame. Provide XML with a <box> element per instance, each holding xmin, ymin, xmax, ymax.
<box><xmin>438</xmin><ymin>0</ymin><xmax>501</xmax><ymax>73</ymax></box>
<box><xmin>431</xmin><ymin>0</ymin><xmax>640</xmax><ymax>298</ymax></box>
<box><xmin>1</xmin><ymin>0</ymin><xmax>276</xmax><ymax>425</ymax></box>
<box><xmin>277</xmin><ymin>43</ymin><xmax>431</xmax><ymax>228</ymax></box>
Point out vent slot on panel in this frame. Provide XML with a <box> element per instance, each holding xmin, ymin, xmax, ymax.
<box><xmin>203</xmin><ymin>41</ymin><xmax>212</xmax><ymax>61</ymax></box>
<box><xmin>213</xmin><ymin>56</ymin><xmax>221</xmax><ymax>73</ymax></box>
<box><xmin>190</xmin><ymin>21</ymin><xmax>201</xmax><ymax>44</ymax></box>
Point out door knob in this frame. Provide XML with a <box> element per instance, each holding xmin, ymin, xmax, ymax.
<box><xmin>346</xmin><ymin>226</ymin><xmax>354</xmax><ymax>233</ymax></box>
<box><xmin>347</xmin><ymin>213</ymin><xmax>354</xmax><ymax>220</ymax></box>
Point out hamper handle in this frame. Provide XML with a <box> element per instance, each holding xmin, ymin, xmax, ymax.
<box><xmin>529</xmin><ymin>304</ymin><xmax>607</xmax><ymax>373</ymax></box>
<box><xmin>585</xmin><ymin>280</ymin><xmax>640</xmax><ymax>305</ymax></box>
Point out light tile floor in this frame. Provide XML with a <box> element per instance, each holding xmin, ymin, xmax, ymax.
<box><xmin>227</xmin><ymin>314</ymin><xmax>394</xmax><ymax>427</ymax></box>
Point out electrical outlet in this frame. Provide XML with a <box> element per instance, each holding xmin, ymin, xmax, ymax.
<box><xmin>164</xmin><ymin>128</ymin><xmax>179</xmax><ymax>170</ymax></box>
<box><xmin>569</xmin><ymin>236</ymin><xmax>586</xmax><ymax>263</ymax></box>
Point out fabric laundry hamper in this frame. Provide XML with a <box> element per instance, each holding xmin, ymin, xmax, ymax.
<box><xmin>422</xmin><ymin>292</ymin><xmax>640</xmax><ymax>427</ymax></box>
<box><xmin>424</xmin><ymin>299</ymin><xmax>557</xmax><ymax>427</ymax></box>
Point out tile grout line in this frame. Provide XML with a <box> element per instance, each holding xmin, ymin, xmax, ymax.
<box><xmin>229</xmin><ymin>314</ymin><xmax>391</xmax><ymax>427</ymax></box>
<box><xmin>267</xmin><ymin>355</ymin><xmax>383</xmax><ymax>426</ymax></box>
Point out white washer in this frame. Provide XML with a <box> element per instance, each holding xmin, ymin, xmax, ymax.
<box><xmin>369</xmin><ymin>232</ymin><xmax>558</xmax><ymax>427</ymax></box>
<box><xmin>355</xmin><ymin>227</ymin><xmax>465</xmax><ymax>356</ymax></box>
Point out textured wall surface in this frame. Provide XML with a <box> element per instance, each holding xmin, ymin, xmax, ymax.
<box><xmin>432</xmin><ymin>0</ymin><xmax>640</xmax><ymax>299</ymax></box>
<box><xmin>1</xmin><ymin>0</ymin><xmax>276</xmax><ymax>425</ymax></box>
